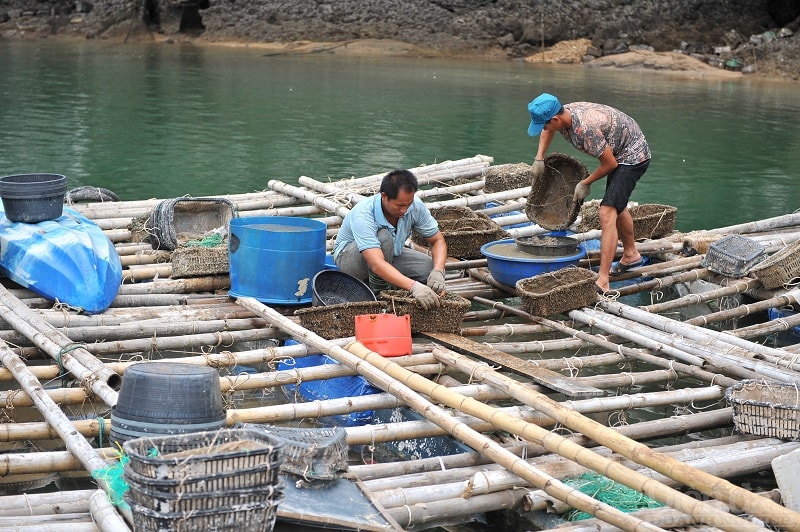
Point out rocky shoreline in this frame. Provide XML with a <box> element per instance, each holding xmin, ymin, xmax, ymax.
<box><xmin>1</xmin><ymin>0</ymin><xmax>798</xmax><ymax>81</ymax></box>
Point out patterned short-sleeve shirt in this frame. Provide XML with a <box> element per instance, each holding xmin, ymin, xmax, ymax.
<box><xmin>561</xmin><ymin>102</ymin><xmax>651</xmax><ymax>165</ymax></box>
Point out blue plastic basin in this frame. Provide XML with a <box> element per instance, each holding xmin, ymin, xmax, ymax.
<box><xmin>228</xmin><ymin>216</ymin><xmax>327</xmax><ymax>304</ymax></box>
<box><xmin>481</xmin><ymin>238</ymin><xmax>587</xmax><ymax>287</ymax></box>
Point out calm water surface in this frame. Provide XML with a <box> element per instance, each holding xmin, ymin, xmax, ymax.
<box><xmin>1</xmin><ymin>39</ymin><xmax>799</xmax><ymax>231</ymax></box>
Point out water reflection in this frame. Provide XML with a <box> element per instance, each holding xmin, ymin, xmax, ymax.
<box><xmin>0</xmin><ymin>39</ymin><xmax>798</xmax><ymax>231</ymax></box>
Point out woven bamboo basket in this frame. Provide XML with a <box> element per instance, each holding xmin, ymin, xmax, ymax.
<box><xmin>171</xmin><ymin>245</ymin><xmax>229</xmax><ymax>278</ymax></box>
<box><xmin>725</xmin><ymin>379</ymin><xmax>800</xmax><ymax>440</ymax></box>
<box><xmin>294</xmin><ymin>301</ymin><xmax>387</xmax><ymax>339</ymax></box>
<box><xmin>515</xmin><ymin>267</ymin><xmax>598</xmax><ymax>316</ymax></box>
<box><xmin>630</xmin><ymin>203</ymin><xmax>677</xmax><ymax>240</ymax></box>
<box><xmin>379</xmin><ymin>290</ymin><xmax>471</xmax><ymax>333</ymax></box>
<box><xmin>483</xmin><ymin>162</ymin><xmax>534</xmax><ymax>193</ymax></box>
<box><xmin>412</xmin><ymin>207</ymin><xmax>507</xmax><ymax>259</ymax></box>
<box><xmin>749</xmin><ymin>240</ymin><xmax>800</xmax><ymax>289</ymax></box>
<box><xmin>525</xmin><ymin>152</ymin><xmax>588</xmax><ymax>231</ymax></box>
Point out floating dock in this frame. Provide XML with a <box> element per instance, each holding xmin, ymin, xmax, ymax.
<box><xmin>2</xmin><ymin>154</ymin><xmax>800</xmax><ymax>531</ymax></box>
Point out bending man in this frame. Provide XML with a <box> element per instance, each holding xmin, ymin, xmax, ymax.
<box><xmin>526</xmin><ymin>93</ymin><xmax>651</xmax><ymax>293</ymax></box>
<box><xmin>333</xmin><ymin>169</ymin><xmax>447</xmax><ymax>309</ymax></box>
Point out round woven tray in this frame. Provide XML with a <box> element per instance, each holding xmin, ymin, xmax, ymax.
<box><xmin>515</xmin><ymin>235</ymin><xmax>579</xmax><ymax>256</ymax></box>
<box><xmin>524</xmin><ymin>153</ymin><xmax>588</xmax><ymax>231</ymax></box>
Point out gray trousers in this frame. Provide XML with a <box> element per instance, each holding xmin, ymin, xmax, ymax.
<box><xmin>335</xmin><ymin>228</ymin><xmax>433</xmax><ymax>283</ymax></box>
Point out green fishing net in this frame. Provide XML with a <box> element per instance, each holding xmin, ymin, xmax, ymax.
<box><xmin>185</xmin><ymin>232</ymin><xmax>224</xmax><ymax>248</ymax></box>
<box><xmin>563</xmin><ymin>472</ymin><xmax>663</xmax><ymax>521</ymax></box>
<box><xmin>91</xmin><ymin>450</ymin><xmax>131</xmax><ymax>509</ymax></box>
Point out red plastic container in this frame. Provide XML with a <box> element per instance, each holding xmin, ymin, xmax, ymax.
<box><xmin>354</xmin><ymin>313</ymin><xmax>412</xmax><ymax>357</ymax></box>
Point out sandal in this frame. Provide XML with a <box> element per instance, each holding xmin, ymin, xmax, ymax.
<box><xmin>609</xmin><ymin>256</ymin><xmax>647</xmax><ymax>276</ymax></box>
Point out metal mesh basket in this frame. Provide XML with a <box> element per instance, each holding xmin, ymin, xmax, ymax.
<box><xmin>749</xmin><ymin>240</ymin><xmax>800</xmax><ymax>289</ymax></box>
<box><xmin>725</xmin><ymin>379</ymin><xmax>800</xmax><ymax>440</ymax></box>
<box><xmin>701</xmin><ymin>234</ymin><xmax>766</xmax><ymax>277</ymax></box>
<box><xmin>249</xmin><ymin>425</ymin><xmax>349</xmax><ymax>481</ymax></box>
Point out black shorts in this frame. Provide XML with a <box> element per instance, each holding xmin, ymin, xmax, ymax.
<box><xmin>601</xmin><ymin>159</ymin><xmax>651</xmax><ymax>213</ymax></box>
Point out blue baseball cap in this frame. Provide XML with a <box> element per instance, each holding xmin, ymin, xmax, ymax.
<box><xmin>527</xmin><ymin>93</ymin><xmax>562</xmax><ymax>136</ymax></box>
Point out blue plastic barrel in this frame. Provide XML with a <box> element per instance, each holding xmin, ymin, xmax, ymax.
<box><xmin>228</xmin><ymin>216</ymin><xmax>327</xmax><ymax>304</ymax></box>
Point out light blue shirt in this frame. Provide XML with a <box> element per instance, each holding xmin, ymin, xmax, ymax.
<box><xmin>333</xmin><ymin>193</ymin><xmax>439</xmax><ymax>260</ymax></box>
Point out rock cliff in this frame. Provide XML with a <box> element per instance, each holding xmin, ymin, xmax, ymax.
<box><xmin>1</xmin><ymin>0</ymin><xmax>798</xmax><ymax>80</ymax></box>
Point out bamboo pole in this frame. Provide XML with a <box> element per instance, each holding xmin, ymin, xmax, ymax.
<box><xmin>423</xmin><ymin>186</ymin><xmax>532</xmax><ymax>210</ymax></box>
<box><xmin>471</xmin><ymin>297</ymin><xmax>737</xmax><ymax>388</ymax></box>
<box><xmin>89</xmin><ymin>489</ymin><xmax>129</xmax><ymax>532</ymax></box>
<box><xmin>422</xmin><ymin>345</ymin><xmax>791</xmax><ymax>530</ymax></box>
<box><xmin>684</xmin><ymin>290</ymin><xmax>800</xmax><ymax>327</ymax></box>
<box><xmin>0</xmin><ymin>342</ymin><xmax>131</xmax><ymax>529</ymax></box>
<box><xmin>597</xmin><ymin>301</ymin><xmax>800</xmax><ymax>383</ymax></box>
<box><xmin>267</xmin><ymin>179</ymin><xmax>351</xmax><ymax>218</ymax></box>
<box><xmin>0</xmin><ymin>286</ymin><xmax>120</xmax><ymax>405</ymax></box>
<box><xmin>641</xmin><ymin>278</ymin><xmax>761</xmax><ymax>314</ymax></box>
<box><xmin>0</xmin><ymin>489</ymin><xmax>94</xmax><ymax>515</ymax></box>
<box><xmin>345</xmin><ymin>339</ymin><xmax>766</xmax><ymax>531</ymax></box>
<box><xmin>356</xmin><ymin>410</ymin><xmax>735</xmax><ymax>490</ymax></box>
<box><xmin>236</xmin><ymin>298</ymin><xmax>665</xmax><ymax>532</ymax></box>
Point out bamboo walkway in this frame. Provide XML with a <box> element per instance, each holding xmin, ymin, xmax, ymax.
<box><xmin>2</xmin><ymin>155</ymin><xmax>800</xmax><ymax>531</ymax></box>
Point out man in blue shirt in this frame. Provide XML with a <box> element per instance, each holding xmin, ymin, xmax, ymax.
<box><xmin>333</xmin><ymin>169</ymin><xmax>448</xmax><ymax>309</ymax></box>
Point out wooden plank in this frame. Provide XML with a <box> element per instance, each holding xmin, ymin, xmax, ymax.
<box><xmin>419</xmin><ymin>332</ymin><xmax>604</xmax><ymax>398</ymax></box>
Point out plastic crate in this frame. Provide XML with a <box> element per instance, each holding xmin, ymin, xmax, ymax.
<box><xmin>128</xmin><ymin>499</ymin><xmax>280</xmax><ymax>532</ymax></box>
<box><xmin>725</xmin><ymin>380</ymin><xmax>800</xmax><ymax>440</ymax></box>
<box><xmin>701</xmin><ymin>234</ymin><xmax>766</xmax><ymax>277</ymax></box>
<box><xmin>124</xmin><ymin>461</ymin><xmax>280</xmax><ymax>495</ymax></box>
<box><xmin>126</xmin><ymin>481</ymin><xmax>283</xmax><ymax>514</ymax></box>
<box><xmin>249</xmin><ymin>425</ymin><xmax>348</xmax><ymax>481</ymax></box>
<box><xmin>123</xmin><ymin>428</ymin><xmax>283</xmax><ymax>481</ymax></box>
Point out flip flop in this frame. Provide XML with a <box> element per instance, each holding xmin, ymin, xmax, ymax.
<box><xmin>609</xmin><ymin>256</ymin><xmax>646</xmax><ymax>276</ymax></box>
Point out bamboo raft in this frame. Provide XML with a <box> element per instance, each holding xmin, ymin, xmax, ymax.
<box><xmin>2</xmin><ymin>154</ymin><xmax>800</xmax><ymax>531</ymax></box>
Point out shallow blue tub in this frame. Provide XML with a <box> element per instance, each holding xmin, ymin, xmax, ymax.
<box><xmin>480</xmin><ymin>238</ymin><xmax>587</xmax><ymax>287</ymax></box>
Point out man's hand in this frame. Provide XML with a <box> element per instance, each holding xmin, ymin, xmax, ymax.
<box><xmin>531</xmin><ymin>159</ymin><xmax>545</xmax><ymax>187</ymax></box>
<box><xmin>411</xmin><ymin>282</ymin><xmax>441</xmax><ymax>310</ymax></box>
<box><xmin>426</xmin><ymin>269</ymin><xmax>446</xmax><ymax>294</ymax></box>
<box><xmin>574</xmin><ymin>181</ymin><xmax>591</xmax><ymax>202</ymax></box>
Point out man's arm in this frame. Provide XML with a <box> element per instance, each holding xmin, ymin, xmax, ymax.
<box><xmin>584</xmin><ymin>146</ymin><xmax>618</xmax><ymax>185</ymax></box>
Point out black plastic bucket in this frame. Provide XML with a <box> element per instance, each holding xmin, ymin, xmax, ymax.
<box><xmin>311</xmin><ymin>269</ymin><xmax>376</xmax><ymax>306</ymax></box>
<box><xmin>110</xmin><ymin>362</ymin><xmax>226</xmax><ymax>444</ymax></box>
<box><xmin>0</xmin><ymin>173</ymin><xmax>67</xmax><ymax>223</ymax></box>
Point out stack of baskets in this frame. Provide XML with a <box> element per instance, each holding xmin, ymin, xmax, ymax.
<box><xmin>123</xmin><ymin>427</ymin><xmax>284</xmax><ymax>532</ymax></box>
